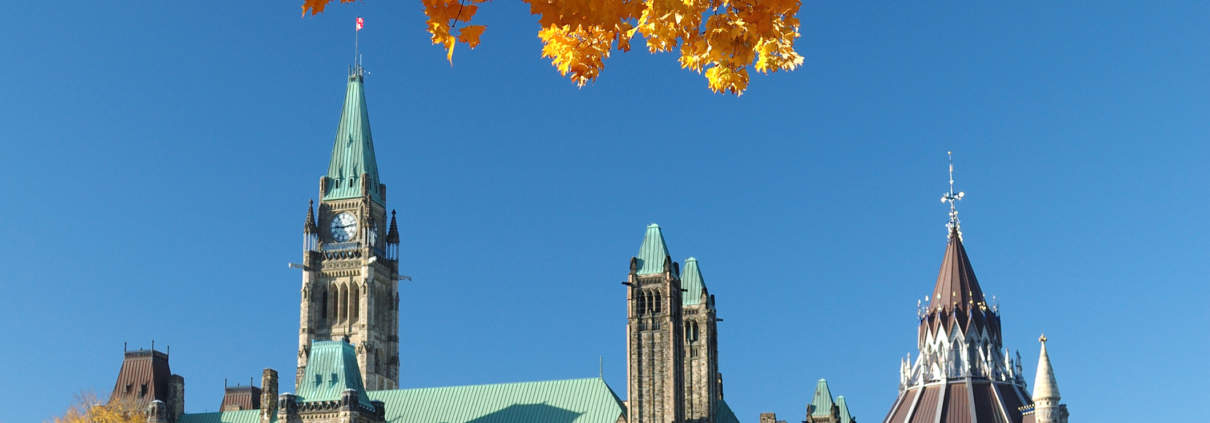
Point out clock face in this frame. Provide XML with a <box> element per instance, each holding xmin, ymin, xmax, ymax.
<box><xmin>329</xmin><ymin>212</ymin><xmax>358</xmax><ymax>242</ymax></box>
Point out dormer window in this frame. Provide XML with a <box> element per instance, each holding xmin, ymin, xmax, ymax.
<box><xmin>139</xmin><ymin>383</ymin><xmax>148</xmax><ymax>397</ymax></box>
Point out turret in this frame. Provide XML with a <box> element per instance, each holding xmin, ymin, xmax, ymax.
<box><xmin>1027</xmin><ymin>334</ymin><xmax>1069</xmax><ymax>423</ymax></box>
<box><xmin>626</xmin><ymin>223</ymin><xmax>685</xmax><ymax>423</ymax></box>
<box><xmin>386</xmin><ymin>209</ymin><xmax>400</xmax><ymax>261</ymax></box>
<box><xmin>303</xmin><ymin>200</ymin><xmax>318</xmax><ymax>252</ymax></box>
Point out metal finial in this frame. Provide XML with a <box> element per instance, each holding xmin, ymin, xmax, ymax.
<box><xmin>940</xmin><ymin>151</ymin><xmax>965</xmax><ymax>238</ymax></box>
<box><xmin>1039</xmin><ymin>333</ymin><xmax>1047</xmax><ymax>343</ymax></box>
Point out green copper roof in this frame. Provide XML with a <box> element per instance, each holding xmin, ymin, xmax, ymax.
<box><xmin>183</xmin><ymin>378</ymin><xmax>624</xmax><ymax>423</ymax></box>
<box><xmin>837</xmin><ymin>395</ymin><xmax>854</xmax><ymax>423</ymax></box>
<box><xmin>323</xmin><ymin>71</ymin><xmax>383</xmax><ymax>205</ymax></box>
<box><xmin>681</xmin><ymin>257</ymin><xmax>706</xmax><ymax>305</ymax></box>
<box><xmin>716</xmin><ymin>399</ymin><xmax>742</xmax><ymax>423</ymax></box>
<box><xmin>810</xmin><ymin>378</ymin><xmax>835</xmax><ymax>417</ymax></box>
<box><xmin>370</xmin><ymin>377</ymin><xmax>624</xmax><ymax>423</ymax></box>
<box><xmin>635</xmin><ymin>224</ymin><xmax>671</xmax><ymax>275</ymax></box>
<box><xmin>296</xmin><ymin>340</ymin><xmax>373</xmax><ymax>408</ymax></box>
<box><xmin>179</xmin><ymin>410</ymin><xmax>264</xmax><ymax>423</ymax></box>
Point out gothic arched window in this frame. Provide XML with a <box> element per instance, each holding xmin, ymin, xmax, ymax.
<box><xmin>320</xmin><ymin>289</ymin><xmax>329</xmax><ymax>322</ymax></box>
<box><xmin>350</xmin><ymin>284</ymin><xmax>360</xmax><ymax>321</ymax></box>
<box><xmin>636</xmin><ymin>291</ymin><xmax>646</xmax><ymax>315</ymax></box>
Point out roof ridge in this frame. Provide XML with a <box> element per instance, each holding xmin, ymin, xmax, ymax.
<box><xmin>368</xmin><ymin>376</ymin><xmax>606</xmax><ymax>393</ymax></box>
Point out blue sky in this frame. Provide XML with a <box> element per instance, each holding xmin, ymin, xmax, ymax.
<box><xmin>2</xmin><ymin>1</ymin><xmax>1208</xmax><ymax>421</ymax></box>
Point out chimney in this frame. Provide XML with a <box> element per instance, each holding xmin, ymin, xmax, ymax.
<box><xmin>261</xmin><ymin>368</ymin><xmax>279</xmax><ymax>423</ymax></box>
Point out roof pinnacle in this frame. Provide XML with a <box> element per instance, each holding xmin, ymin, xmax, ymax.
<box><xmin>940</xmin><ymin>151</ymin><xmax>965</xmax><ymax>239</ymax></box>
<box><xmin>1032</xmin><ymin>333</ymin><xmax>1061</xmax><ymax>401</ymax></box>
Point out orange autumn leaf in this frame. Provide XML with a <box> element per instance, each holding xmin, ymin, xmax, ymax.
<box><xmin>457</xmin><ymin>25</ymin><xmax>487</xmax><ymax>49</ymax></box>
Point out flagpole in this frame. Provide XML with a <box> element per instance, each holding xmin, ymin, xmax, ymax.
<box><xmin>354</xmin><ymin>19</ymin><xmax>359</xmax><ymax>69</ymax></box>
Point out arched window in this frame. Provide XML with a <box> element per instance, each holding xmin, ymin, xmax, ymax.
<box><xmin>350</xmin><ymin>284</ymin><xmax>360</xmax><ymax>321</ymax></box>
<box><xmin>653</xmin><ymin>291</ymin><xmax>662</xmax><ymax>313</ymax></box>
<box><xmin>320</xmin><ymin>289</ymin><xmax>329</xmax><ymax>322</ymax></box>
<box><xmin>338</xmin><ymin>283</ymin><xmax>348</xmax><ymax>322</ymax></box>
<box><xmin>636</xmin><ymin>291</ymin><xmax>646</xmax><ymax>315</ymax></box>
<box><xmin>328</xmin><ymin>284</ymin><xmax>338</xmax><ymax>321</ymax></box>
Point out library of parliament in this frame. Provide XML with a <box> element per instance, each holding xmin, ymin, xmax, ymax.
<box><xmin>105</xmin><ymin>66</ymin><xmax>1070</xmax><ymax>423</ymax></box>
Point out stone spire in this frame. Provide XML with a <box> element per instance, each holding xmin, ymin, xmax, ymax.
<box><xmin>1028</xmin><ymin>334</ymin><xmax>1069</xmax><ymax>423</ymax></box>
<box><xmin>304</xmin><ymin>200</ymin><xmax>317</xmax><ymax>234</ymax></box>
<box><xmin>386</xmin><ymin>210</ymin><xmax>399</xmax><ymax>244</ymax></box>
<box><xmin>1033</xmin><ymin>334</ymin><xmax>1060</xmax><ymax>401</ymax></box>
<box><xmin>323</xmin><ymin>69</ymin><xmax>383</xmax><ymax>205</ymax></box>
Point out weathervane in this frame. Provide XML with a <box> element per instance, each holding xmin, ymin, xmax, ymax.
<box><xmin>940</xmin><ymin>151</ymin><xmax>965</xmax><ymax>238</ymax></box>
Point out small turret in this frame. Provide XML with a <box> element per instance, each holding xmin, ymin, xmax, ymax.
<box><xmin>303</xmin><ymin>200</ymin><xmax>318</xmax><ymax>252</ymax></box>
<box><xmin>1027</xmin><ymin>334</ymin><xmax>1069</xmax><ymax>423</ymax></box>
<box><xmin>386</xmin><ymin>209</ymin><xmax>399</xmax><ymax>261</ymax></box>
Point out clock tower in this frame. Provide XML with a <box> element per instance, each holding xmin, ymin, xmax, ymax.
<box><xmin>297</xmin><ymin>66</ymin><xmax>401</xmax><ymax>391</ymax></box>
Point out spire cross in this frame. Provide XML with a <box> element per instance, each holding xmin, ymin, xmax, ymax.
<box><xmin>940</xmin><ymin>151</ymin><xmax>965</xmax><ymax>236</ymax></box>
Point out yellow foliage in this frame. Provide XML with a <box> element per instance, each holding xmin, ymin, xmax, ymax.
<box><xmin>51</xmin><ymin>393</ymin><xmax>145</xmax><ymax>423</ymax></box>
<box><xmin>301</xmin><ymin>0</ymin><xmax>804</xmax><ymax>95</ymax></box>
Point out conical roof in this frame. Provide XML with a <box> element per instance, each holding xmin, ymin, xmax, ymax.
<box><xmin>304</xmin><ymin>200</ymin><xmax>317</xmax><ymax>234</ymax></box>
<box><xmin>681</xmin><ymin>257</ymin><xmax>707</xmax><ymax>305</ymax></box>
<box><xmin>1032</xmin><ymin>335</ymin><xmax>1061</xmax><ymax>401</ymax></box>
<box><xmin>635</xmin><ymin>224</ymin><xmax>671</xmax><ymax>275</ymax></box>
<box><xmin>809</xmin><ymin>378</ymin><xmax>835</xmax><ymax>417</ymax></box>
<box><xmin>929</xmin><ymin>227</ymin><xmax>987</xmax><ymax>314</ymax></box>
<box><xmin>837</xmin><ymin>396</ymin><xmax>854</xmax><ymax>423</ymax></box>
<box><xmin>323</xmin><ymin>70</ymin><xmax>383</xmax><ymax>205</ymax></box>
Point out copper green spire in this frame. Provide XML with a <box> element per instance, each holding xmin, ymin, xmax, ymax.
<box><xmin>635</xmin><ymin>223</ymin><xmax>671</xmax><ymax>275</ymax></box>
<box><xmin>836</xmin><ymin>395</ymin><xmax>854</xmax><ymax>423</ymax></box>
<box><xmin>323</xmin><ymin>69</ymin><xmax>383</xmax><ymax>205</ymax></box>
<box><xmin>809</xmin><ymin>378</ymin><xmax>835</xmax><ymax>417</ymax></box>
<box><xmin>681</xmin><ymin>257</ymin><xmax>706</xmax><ymax>305</ymax></box>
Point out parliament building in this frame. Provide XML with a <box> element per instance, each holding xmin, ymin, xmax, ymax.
<box><xmin>104</xmin><ymin>66</ymin><xmax>1069</xmax><ymax>423</ymax></box>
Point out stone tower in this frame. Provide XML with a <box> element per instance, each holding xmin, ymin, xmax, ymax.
<box><xmin>626</xmin><ymin>224</ymin><xmax>685</xmax><ymax>423</ymax></box>
<box><xmin>297</xmin><ymin>66</ymin><xmax>402</xmax><ymax>391</ymax></box>
<box><xmin>1023</xmin><ymin>335</ymin><xmax>1069</xmax><ymax>423</ymax></box>
<box><xmin>681</xmin><ymin>257</ymin><xmax>720</xmax><ymax>423</ymax></box>
<box><xmin>805</xmin><ymin>379</ymin><xmax>855</xmax><ymax>423</ymax></box>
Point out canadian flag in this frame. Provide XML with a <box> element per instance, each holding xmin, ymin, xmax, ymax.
<box><xmin>356</xmin><ymin>17</ymin><xmax>364</xmax><ymax>31</ymax></box>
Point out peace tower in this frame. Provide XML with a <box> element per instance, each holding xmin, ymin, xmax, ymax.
<box><xmin>296</xmin><ymin>66</ymin><xmax>402</xmax><ymax>391</ymax></box>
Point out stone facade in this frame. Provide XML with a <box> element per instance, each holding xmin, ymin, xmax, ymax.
<box><xmin>298</xmin><ymin>193</ymin><xmax>400</xmax><ymax>391</ymax></box>
<box><xmin>759</xmin><ymin>412</ymin><xmax>787</xmax><ymax>423</ymax></box>
<box><xmin>681</xmin><ymin>272</ymin><xmax>719</xmax><ymax>422</ymax></box>
<box><xmin>626</xmin><ymin>257</ymin><xmax>685</xmax><ymax>423</ymax></box>
<box><xmin>275</xmin><ymin>391</ymin><xmax>386</xmax><ymax>423</ymax></box>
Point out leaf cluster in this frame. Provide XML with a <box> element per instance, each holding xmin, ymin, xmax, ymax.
<box><xmin>303</xmin><ymin>0</ymin><xmax>804</xmax><ymax>95</ymax></box>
